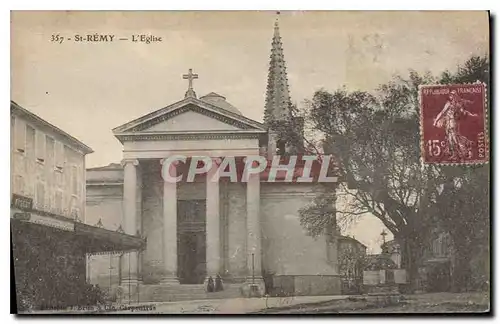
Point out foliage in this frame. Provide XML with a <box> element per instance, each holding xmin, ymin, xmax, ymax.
<box><xmin>338</xmin><ymin>244</ymin><xmax>370</xmax><ymax>294</ymax></box>
<box><xmin>299</xmin><ymin>187</ymin><xmax>336</xmax><ymax>237</ymax></box>
<box><xmin>297</xmin><ymin>55</ymin><xmax>490</xmax><ymax>291</ymax></box>
<box><xmin>338</xmin><ymin>246</ymin><xmax>369</xmax><ymax>280</ymax></box>
<box><xmin>431</xmin><ymin>55</ymin><xmax>490</xmax><ymax>291</ymax></box>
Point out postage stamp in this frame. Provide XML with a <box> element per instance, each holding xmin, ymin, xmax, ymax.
<box><xmin>419</xmin><ymin>83</ymin><xmax>488</xmax><ymax>165</ymax></box>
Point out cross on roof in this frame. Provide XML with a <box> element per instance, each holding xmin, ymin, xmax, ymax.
<box><xmin>381</xmin><ymin>229</ymin><xmax>388</xmax><ymax>244</ymax></box>
<box><xmin>183</xmin><ymin>68</ymin><xmax>199</xmax><ymax>98</ymax></box>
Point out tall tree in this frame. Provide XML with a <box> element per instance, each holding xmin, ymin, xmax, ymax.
<box><xmin>430</xmin><ymin>55</ymin><xmax>490</xmax><ymax>291</ymax></box>
<box><xmin>298</xmin><ymin>56</ymin><xmax>489</xmax><ymax>291</ymax></box>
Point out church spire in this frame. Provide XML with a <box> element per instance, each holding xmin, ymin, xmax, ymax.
<box><xmin>264</xmin><ymin>12</ymin><xmax>292</xmax><ymax>125</ymax></box>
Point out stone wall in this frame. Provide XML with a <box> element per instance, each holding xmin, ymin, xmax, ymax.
<box><xmin>260</xmin><ymin>183</ymin><xmax>341</xmax><ymax>295</ymax></box>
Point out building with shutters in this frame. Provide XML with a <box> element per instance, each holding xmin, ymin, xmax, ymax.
<box><xmin>10</xmin><ymin>101</ymin><xmax>145</xmax><ymax>311</ymax></box>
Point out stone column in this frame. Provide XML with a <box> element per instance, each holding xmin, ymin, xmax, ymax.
<box><xmin>267</xmin><ymin>131</ymin><xmax>278</xmax><ymax>160</ymax></box>
<box><xmin>243</xmin><ymin>170</ymin><xmax>265</xmax><ymax>296</ymax></box>
<box><xmin>205</xmin><ymin>158</ymin><xmax>221</xmax><ymax>288</ymax></box>
<box><xmin>120</xmin><ymin>159</ymin><xmax>139</xmax><ymax>286</ymax></box>
<box><xmin>160</xmin><ymin>158</ymin><xmax>179</xmax><ymax>284</ymax></box>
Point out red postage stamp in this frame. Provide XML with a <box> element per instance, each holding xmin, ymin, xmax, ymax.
<box><xmin>420</xmin><ymin>83</ymin><xmax>488</xmax><ymax>165</ymax></box>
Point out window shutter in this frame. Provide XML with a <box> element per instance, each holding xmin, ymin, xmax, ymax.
<box><xmin>46</xmin><ymin>136</ymin><xmax>55</xmax><ymax>169</ymax></box>
<box><xmin>70</xmin><ymin>196</ymin><xmax>79</xmax><ymax>219</ymax></box>
<box><xmin>14</xmin><ymin>175</ymin><xmax>24</xmax><ymax>195</ymax></box>
<box><xmin>36</xmin><ymin>131</ymin><xmax>45</xmax><ymax>162</ymax></box>
<box><xmin>72</xmin><ymin>165</ymin><xmax>77</xmax><ymax>195</ymax></box>
<box><xmin>55</xmin><ymin>142</ymin><xmax>64</xmax><ymax>169</ymax></box>
<box><xmin>26</xmin><ymin>125</ymin><xmax>35</xmax><ymax>158</ymax></box>
<box><xmin>55</xmin><ymin>190</ymin><xmax>63</xmax><ymax>214</ymax></box>
<box><xmin>36</xmin><ymin>182</ymin><xmax>45</xmax><ymax>210</ymax></box>
<box><xmin>14</xmin><ymin>117</ymin><xmax>26</xmax><ymax>152</ymax></box>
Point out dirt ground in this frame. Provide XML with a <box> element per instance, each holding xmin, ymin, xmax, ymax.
<box><xmin>252</xmin><ymin>292</ymin><xmax>490</xmax><ymax>314</ymax></box>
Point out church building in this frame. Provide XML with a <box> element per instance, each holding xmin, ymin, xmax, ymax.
<box><xmin>86</xmin><ymin>18</ymin><xmax>341</xmax><ymax>301</ymax></box>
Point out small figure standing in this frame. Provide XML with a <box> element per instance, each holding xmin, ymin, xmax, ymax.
<box><xmin>206</xmin><ymin>276</ymin><xmax>214</xmax><ymax>293</ymax></box>
<box><xmin>433</xmin><ymin>90</ymin><xmax>477</xmax><ymax>160</ymax></box>
<box><xmin>215</xmin><ymin>274</ymin><xmax>224</xmax><ymax>292</ymax></box>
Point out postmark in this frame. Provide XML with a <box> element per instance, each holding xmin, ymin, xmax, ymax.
<box><xmin>419</xmin><ymin>83</ymin><xmax>488</xmax><ymax>165</ymax></box>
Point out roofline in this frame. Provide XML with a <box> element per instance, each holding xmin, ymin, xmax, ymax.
<box><xmin>200</xmin><ymin>92</ymin><xmax>226</xmax><ymax>100</ymax></box>
<box><xmin>199</xmin><ymin>97</ymin><xmax>265</xmax><ymax>127</ymax></box>
<box><xmin>112</xmin><ymin>97</ymin><xmax>266</xmax><ymax>134</ymax></box>
<box><xmin>87</xmin><ymin>165</ymin><xmax>123</xmax><ymax>171</ymax></box>
<box><xmin>338</xmin><ymin>235</ymin><xmax>367</xmax><ymax>249</ymax></box>
<box><xmin>11</xmin><ymin>101</ymin><xmax>94</xmax><ymax>154</ymax></box>
<box><xmin>116</xmin><ymin>129</ymin><xmax>267</xmax><ymax>136</ymax></box>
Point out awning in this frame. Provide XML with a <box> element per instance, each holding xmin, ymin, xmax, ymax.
<box><xmin>11</xmin><ymin>195</ymin><xmax>146</xmax><ymax>256</ymax></box>
<box><xmin>74</xmin><ymin>222</ymin><xmax>146</xmax><ymax>254</ymax></box>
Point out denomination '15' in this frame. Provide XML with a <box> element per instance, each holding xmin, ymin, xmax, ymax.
<box><xmin>427</xmin><ymin>139</ymin><xmax>442</xmax><ymax>157</ymax></box>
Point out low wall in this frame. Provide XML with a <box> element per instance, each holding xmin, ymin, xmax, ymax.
<box><xmin>269</xmin><ymin>275</ymin><xmax>341</xmax><ymax>296</ymax></box>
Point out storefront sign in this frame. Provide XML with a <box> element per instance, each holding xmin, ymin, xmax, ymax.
<box><xmin>11</xmin><ymin>194</ymin><xmax>33</xmax><ymax>211</ymax></box>
<box><xmin>13</xmin><ymin>212</ymin><xmax>31</xmax><ymax>221</ymax></box>
<box><xmin>29</xmin><ymin>213</ymin><xmax>75</xmax><ymax>232</ymax></box>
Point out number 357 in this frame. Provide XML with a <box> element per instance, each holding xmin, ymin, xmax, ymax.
<box><xmin>51</xmin><ymin>34</ymin><xmax>64</xmax><ymax>44</ymax></box>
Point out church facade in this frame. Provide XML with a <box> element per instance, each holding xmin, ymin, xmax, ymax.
<box><xmin>86</xmin><ymin>18</ymin><xmax>341</xmax><ymax>300</ymax></box>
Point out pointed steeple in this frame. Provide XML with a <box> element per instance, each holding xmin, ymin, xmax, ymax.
<box><xmin>264</xmin><ymin>12</ymin><xmax>292</xmax><ymax>125</ymax></box>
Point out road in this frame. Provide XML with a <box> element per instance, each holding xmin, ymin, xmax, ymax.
<box><xmin>24</xmin><ymin>291</ymin><xmax>490</xmax><ymax>314</ymax></box>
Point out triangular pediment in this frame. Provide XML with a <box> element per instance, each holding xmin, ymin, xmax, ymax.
<box><xmin>113</xmin><ymin>97</ymin><xmax>266</xmax><ymax>135</ymax></box>
<box><xmin>145</xmin><ymin>110</ymin><xmax>240</xmax><ymax>132</ymax></box>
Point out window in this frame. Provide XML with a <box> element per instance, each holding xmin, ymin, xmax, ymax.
<box><xmin>71</xmin><ymin>165</ymin><xmax>78</xmax><ymax>195</ymax></box>
<box><xmin>36</xmin><ymin>182</ymin><xmax>45</xmax><ymax>210</ymax></box>
<box><xmin>36</xmin><ymin>131</ymin><xmax>45</xmax><ymax>162</ymax></box>
<box><xmin>55</xmin><ymin>142</ymin><xmax>64</xmax><ymax>169</ymax></box>
<box><xmin>14</xmin><ymin>175</ymin><xmax>24</xmax><ymax>194</ymax></box>
<box><xmin>26</xmin><ymin>125</ymin><xmax>35</xmax><ymax>158</ymax></box>
<box><xmin>55</xmin><ymin>169</ymin><xmax>63</xmax><ymax>188</ymax></box>
<box><xmin>46</xmin><ymin>136</ymin><xmax>55</xmax><ymax>169</ymax></box>
<box><xmin>70</xmin><ymin>196</ymin><xmax>79</xmax><ymax>219</ymax></box>
<box><xmin>14</xmin><ymin>117</ymin><xmax>26</xmax><ymax>152</ymax></box>
<box><xmin>55</xmin><ymin>190</ymin><xmax>63</xmax><ymax>213</ymax></box>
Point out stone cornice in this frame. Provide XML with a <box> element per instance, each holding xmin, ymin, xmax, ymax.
<box><xmin>115</xmin><ymin>131</ymin><xmax>263</xmax><ymax>142</ymax></box>
<box><xmin>86</xmin><ymin>181</ymin><xmax>123</xmax><ymax>187</ymax></box>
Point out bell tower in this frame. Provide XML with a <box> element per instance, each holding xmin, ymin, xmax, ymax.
<box><xmin>263</xmin><ymin>12</ymin><xmax>304</xmax><ymax>155</ymax></box>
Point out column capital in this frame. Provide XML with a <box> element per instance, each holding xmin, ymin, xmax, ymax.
<box><xmin>121</xmin><ymin>158</ymin><xmax>139</xmax><ymax>167</ymax></box>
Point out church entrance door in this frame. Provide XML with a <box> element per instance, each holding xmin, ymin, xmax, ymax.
<box><xmin>177</xmin><ymin>200</ymin><xmax>206</xmax><ymax>284</ymax></box>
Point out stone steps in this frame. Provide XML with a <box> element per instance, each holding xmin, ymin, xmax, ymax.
<box><xmin>137</xmin><ymin>284</ymin><xmax>242</xmax><ymax>302</ymax></box>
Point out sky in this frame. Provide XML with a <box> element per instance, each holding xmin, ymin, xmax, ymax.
<box><xmin>11</xmin><ymin>10</ymin><xmax>489</xmax><ymax>252</ymax></box>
